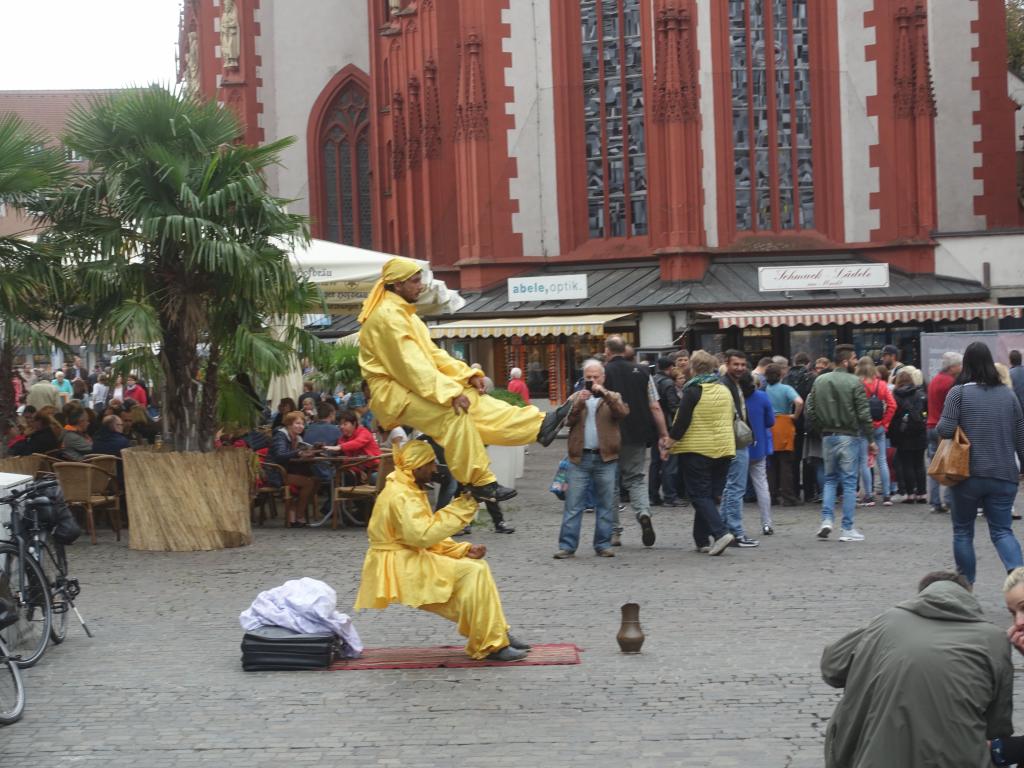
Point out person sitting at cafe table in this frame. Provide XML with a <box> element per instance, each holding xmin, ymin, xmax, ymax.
<box><xmin>9</xmin><ymin>408</ymin><xmax>62</xmax><ymax>456</ymax></box>
<box><xmin>268</xmin><ymin>411</ymin><xmax>318</xmax><ymax>528</ymax></box>
<box><xmin>92</xmin><ymin>414</ymin><xmax>132</xmax><ymax>457</ymax></box>
<box><xmin>338</xmin><ymin>410</ymin><xmax>381</xmax><ymax>466</ymax></box>
<box><xmin>61</xmin><ymin>405</ymin><xmax>94</xmax><ymax>460</ymax></box>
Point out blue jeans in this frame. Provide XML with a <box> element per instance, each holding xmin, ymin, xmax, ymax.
<box><xmin>859</xmin><ymin>427</ymin><xmax>890</xmax><ymax>498</ymax></box>
<box><xmin>822</xmin><ymin>435</ymin><xmax>859</xmax><ymax>530</ymax></box>
<box><xmin>950</xmin><ymin>476</ymin><xmax>1023</xmax><ymax>584</ymax></box>
<box><xmin>927</xmin><ymin>428</ymin><xmax>951</xmax><ymax>508</ymax></box>
<box><xmin>719</xmin><ymin>447</ymin><xmax>750</xmax><ymax>537</ymax></box>
<box><xmin>649</xmin><ymin>447</ymin><xmax>679</xmax><ymax>503</ymax></box>
<box><xmin>560</xmin><ymin>453</ymin><xmax>617</xmax><ymax>553</ymax></box>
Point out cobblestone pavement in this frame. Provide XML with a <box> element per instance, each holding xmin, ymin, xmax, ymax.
<box><xmin>6</xmin><ymin>442</ymin><xmax>1024</xmax><ymax>767</ymax></box>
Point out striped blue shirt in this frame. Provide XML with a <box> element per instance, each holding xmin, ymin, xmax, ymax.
<box><xmin>936</xmin><ymin>383</ymin><xmax>1024</xmax><ymax>484</ymax></box>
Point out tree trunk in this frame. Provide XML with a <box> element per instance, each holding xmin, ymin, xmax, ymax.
<box><xmin>159</xmin><ymin>318</ymin><xmax>202</xmax><ymax>453</ymax></box>
<box><xmin>0</xmin><ymin>340</ymin><xmax>16</xmax><ymax>458</ymax></box>
<box><xmin>198</xmin><ymin>340</ymin><xmax>220</xmax><ymax>452</ymax></box>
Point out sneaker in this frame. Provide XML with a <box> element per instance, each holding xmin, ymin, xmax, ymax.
<box><xmin>537</xmin><ymin>400</ymin><xmax>572</xmax><ymax>446</ymax></box>
<box><xmin>882</xmin><ymin>497</ymin><xmax>893</xmax><ymax>507</ymax></box>
<box><xmin>860</xmin><ymin>496</ymin><xmax>876</xmax><ymax>507</ymax></box>
<box><xmin>915</xmin><ymin>495</ymin><xmax>928</xmax><ymax>504</ymax></box>
<box><xmin>890</xmin><ymin>494</ymin><xmax>904</xmax><ymax>503</ymax></box>
<box><xmin>903</xmin><ymin>496</ymin><xmax>916</xmax><ymax>505</ymax></box>
<box><xmin>638</xmin><ymin>514</ymin><xmax>656</xmax><ymax>547</ymax></box>
<box><xmin>733</xmin><ymin>535</ymin><xmax>760</xmax><ymax>548</ymax></box>
<box><xmin>695</xmin><ymin>545</ymin><xmax>711</xmax><ymax>553</ymax></box>
<box><xmin>610</xmin><ymin>532</ymin><xmax>622</xmax><ymax>547</ymax></box>
<box><xmin>595</xmin><ymin>548</ymin><xmax>615</xmax><ymax>557</ymax></box>
<box><xmin>817</xmin><ymin>520</ymin><xmax>833</xmax><ymax>539</ymax></box>
<box><xmin>552</xmin><ymin>550</ymin><xmax>575</xmax><ymax>559</ymax></box>
<box><xmin>583</xmin><ymin>507</ymin><xmax>595</xmax><ymax>514</ymax></box>
<box><xmin>708</xmin><ymin>533</ymin><xmax>735</xmax><ymax>556</ymax></box>
<box><xmin>494</xmin><ymin>520</ymin><xmax>516</xmax><ymax>534</ymax></box>
<box><xmin>931</xmin><ymin>505</ymin><xmax>948</xmax><ymax>514</ymax></box>
<box><xmin>762</xmin><ymin>524</ymin><xmax>774</xmax><ymax>536</ymax></box>
<box><xmin>486</xmin><ymin>645</ymin><xmax>528</xmax><ymax>662</ymax></box>
<box><xmin>839</xmin><ymin>528</ymin><xmax>865</xmax><ymax>542</ymax></box>
<box><xmin>664</xmin><ymin>498</ymin><xmax>688</xmax><ymax>508</ymax></box>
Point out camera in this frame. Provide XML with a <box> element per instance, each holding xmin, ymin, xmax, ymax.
<box><xmin>584</xmin><ymin>380</ymin><xmax>593</xmax><ymax>392</ymax></box>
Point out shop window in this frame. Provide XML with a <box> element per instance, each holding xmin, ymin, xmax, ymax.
<box><xmin>741</xmin><ymin>326</ymin><xmax>774</xmax><ymax>361</ymax></box>
<box><xmin>318</xmin><ymin>81</ymin><xmax>373</xmax><ymax>248</ymax></box>
<box><xmin>729</xmin><ymin>0</ymin><xmax>814</xmax><ymax>232</ymax></box>
<box><xmin>788</xmin><ymin>328</ymin><xmax>835</xmax><ymax>362</ymax></box>
<box><xmin>580</xmin><ymin>0</ymin><xmax>648</xmax><ymax>238</ymax></box>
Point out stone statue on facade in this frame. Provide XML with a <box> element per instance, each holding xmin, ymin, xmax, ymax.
<box><xmin>220</xmin><ymin>0</ymin><xmax>240</xmax><ymax>69</ymax></box>
<box><xmin>186</xmin><ymin>30</ymin><xmax>200</xmax><ymax>95</ymax></box>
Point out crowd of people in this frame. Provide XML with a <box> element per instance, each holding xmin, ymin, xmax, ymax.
<box><xmin>550</xmin><ymin>338</ymin><xmax>1024</xmax><ymax>567</ymax></box>
<box><xmin>6</xmin><ymin>356</ymin><xmax>157</xmax><ymax>461</ymax></box>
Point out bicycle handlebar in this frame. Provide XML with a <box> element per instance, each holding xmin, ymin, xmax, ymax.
<box><xmin>0</xmin><ymin>478</ymin><xmax>58</xmax><ymax>505</ymax></box>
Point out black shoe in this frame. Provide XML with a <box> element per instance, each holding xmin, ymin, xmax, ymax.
<box><xmin>486</xmin><ymin>645</ymin><xmax>528</xmax><ymax>662</ymax></box>
<box><xmin>467</xmin><ymin>482</ymin><xmax>517</xmax><ymax>503</ymax></box>
<box><xmin>650</xmin><ymin>497</ymin><xmax>663</xmax><ymax>507</ymax></box>
<box><xmin>453</xmin><ymin>525</ymin><xmax>472</xmax><ymax>537</ymax></box>
<box><xmin>638</xmin><ymin>514</ymin><xmax>656</xmax><ymax>547</ymax></box>
<box><xmin>733</xmin><ymin>535</ymin><xmax>760</xmax><ymax>548</ymax></box>
<box><xmin>494</xmin><ymin>520</ymin><xmax>516</xmax><ymax>534</ymax></box>
<box><xmin>537</xmin><ymin>400</ymin><xmax>572</xmax><ymax>446</ymax></box>
<box><xmin>762</xmin><ymin>524</ymin><xmax>774</xmax><ymax>536</ymax></box>
<box><xmin>507</xmin><ymin>634</ymin><xmax>532</xmax><ymax>650</ymax></box>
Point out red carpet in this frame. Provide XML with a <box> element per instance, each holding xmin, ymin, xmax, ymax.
<box><xmin>328</xmin><ymin>643</ymin><xmax>581</xmax><ymax>671</ymax></box>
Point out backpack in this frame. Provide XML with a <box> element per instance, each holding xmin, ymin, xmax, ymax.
<box><xmin>867</xmin><ymin>381</ymin><xmax>886</xmax><ymax>422</ymax></box>
<box><xmin>899</xmin><ymin>392</ymin><xmax>926</xmax><ymax>431</ymax></box>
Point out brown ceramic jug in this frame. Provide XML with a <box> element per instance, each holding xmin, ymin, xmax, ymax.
<box><xmin>616</xmin><ymin>602</ymin><xmax>645</xmax><ymax>653</ymax></box>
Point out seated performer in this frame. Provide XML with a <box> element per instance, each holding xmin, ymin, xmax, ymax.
<box><xmin>357</xmin><ymin>257</ymin><xmax>568</xmax><ymax>503</ymax></box>
<box><xmin>353</xmin><ymin>440</ymin><xmax>530</xmax><ymax>661</ymax></box>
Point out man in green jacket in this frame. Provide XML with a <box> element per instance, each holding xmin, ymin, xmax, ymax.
<box><xmin>805</xmin><ymin>344</ymin><xmax>875</xmax><ymax>541</ymax></box>
<box><xmin>821</xmin><ymin>572</ymin><xmax>1013</xmax><ymax>768</ymax></box>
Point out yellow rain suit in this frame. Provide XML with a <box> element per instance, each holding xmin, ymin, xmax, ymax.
<box><xmin>358</xmin><ymin>258</ymin><xmax>544</xmax><ymax>486</ymax></box>
<box><xmin>353</xmin><ymin>441</ymin><xmax>511</xmax><ymax>659</ymax></box>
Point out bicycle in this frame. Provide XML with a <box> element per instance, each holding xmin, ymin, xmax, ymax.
<box><xmin>0</xmin><ymin>477</ymin><xmax>90</xmax><ymax>669</ymax></box>
<box><xmin>0</xmin><ymin>597</ymin><xmax>25</xmax><ymax>724</ymax></box>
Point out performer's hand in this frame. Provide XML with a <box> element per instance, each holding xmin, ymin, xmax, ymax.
<box><xmin>466</xmin><ymin>543</ymin><xmax>487</xmax><ymax>559</ymax></box>
<box><xmin>452</xmin><ymin>394</ymin><xmax>471</xmax><ymax>414</ymax></box>
<box><xmin>470</xmin><ymin>375</ymin><xmax>487</xmax><ymax>394</ymax></box>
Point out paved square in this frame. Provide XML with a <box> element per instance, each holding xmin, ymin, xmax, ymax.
<box><xmin>7</xmin><ymin>442</ymin><xmax>1024</xmax><ymax>767</ymax></box>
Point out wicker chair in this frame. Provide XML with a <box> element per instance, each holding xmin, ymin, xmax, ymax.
<box><xmin>252</xmin><ymin>461</ymin><xmax>290</xmax><ymax>526</ymax></box>
<box><xmin>52</xmin><ymin>462</ymin><xmax>121</xmax><ymax>545</ymax></box>
<box><xmin>333</xmin><ymin>453</ymin><xmax>393</xmax><ymax>527</ymax></box>
<box><xmin>83</xmin><ymin>454</ymin><xmax>125</xmax><ymax>525</ymax></box>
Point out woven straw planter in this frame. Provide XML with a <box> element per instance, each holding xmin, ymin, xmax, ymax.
<box><xmin>123</xmin><ymin>446</ymin><xmax>252</xmax><ymax>551</ymax></box>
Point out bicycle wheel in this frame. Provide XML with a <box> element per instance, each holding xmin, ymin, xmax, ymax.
<box><xmin>43</xmin><ymin>543</ymin><xmax>68</xmax><ymax>645</ymax></box>
<box><xmin>0</xmin><ymin>639</ymin><xmax>25</xmax><ymax>725</ymax></box>
<box><xmin>0</xmin><ymin>544</ymin><xmax>51</xmax><ymax>668</ymax></box>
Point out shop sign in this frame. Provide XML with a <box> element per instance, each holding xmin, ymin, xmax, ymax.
<box><xmin>507</xmin><ymin>274</ymin><xmax>588</xmax><ymax>302</ymax></box>
<box><xmin>758</xmin><ymin>263</ymin><xmax>889</xmax><ymax>292</ymax></box>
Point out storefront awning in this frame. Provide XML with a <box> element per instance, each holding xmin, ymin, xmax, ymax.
<box><xmin>428</xmin><ymin>314</ymin><xmax>629</xmax><ymax>339</ymax></box>
<box><xmin>702</xmin><ymin>301</ymin><xmax>1023</xmax><ymax>329</ymax></box>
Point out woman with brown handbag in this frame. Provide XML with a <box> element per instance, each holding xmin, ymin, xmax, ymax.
<box><xmin>937</xmin><ymin>342</ymin><xmax>1024</xmax><ymax>584</ymax></box>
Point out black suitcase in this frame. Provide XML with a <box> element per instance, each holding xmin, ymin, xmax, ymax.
<box><xmin>240</xmin><ymin>626</ymin><xmax>339</xmax><ymax>671</ymax></box>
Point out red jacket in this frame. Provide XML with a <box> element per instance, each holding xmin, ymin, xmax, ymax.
<box><xmin>862</xmin><ymin>377</ymin><xmax>896</xmax><ymax>430</ymax></box>
<box><xmin>338</xmin><ymin>425</ymin><xmax>381</xmax><ymax>468</ymax></box>
<box><xmin>507</xmin><ymin>378</ymin><xmax>530</xmax><ymax>401</ymax></box>
<box><xmin>125</xmin><ymin>384</ymin><xmax>148</xmax><ymax>407</ymax></box>
<box><xmin>926</xmin><ymin>370</ymin><xmax>955</xmax><ymax>429</ymax></box>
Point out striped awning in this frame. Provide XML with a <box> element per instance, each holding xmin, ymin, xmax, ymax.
<box><xmin>429</xmin><ymin>314</ymin><xmax>629</xmax><ymax>339</ymax></box>
<box><xmin>702</xmin><ymin>302</ymin><xmax>1023</xmax><ymax>329</ymax></box>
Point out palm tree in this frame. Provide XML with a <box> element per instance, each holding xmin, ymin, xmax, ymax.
<box><xmin>43</xmin><ymin>86</ymin><xmax>325</xmax><ymax>451</ymax></box>
<box><xmin>0</xmin><ymin>114</ymin><xmax>69</xmax><ymax>439</ymax></box>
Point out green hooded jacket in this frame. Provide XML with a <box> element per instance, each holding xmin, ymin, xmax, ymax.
<box><xmin>820</xmin><ymin>581</ymin><xmax>1013</xmax><ymax>768</ymax></box>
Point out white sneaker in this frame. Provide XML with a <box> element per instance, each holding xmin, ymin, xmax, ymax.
<box><xmin>708</xmin><ymin>533</ymin><xmax>735</xmax><ymax>556</ymax></box>
<box><xmin>839</xmin><ymin>528</ymin><xmax>865</xmax><ymax>542</ymax></box>
<box><xmin>817</xmin><ymin>520</ymin><xmax>833</xmax><ymax>539</ymax></box>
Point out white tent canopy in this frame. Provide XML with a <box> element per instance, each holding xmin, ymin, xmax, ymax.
<box><xmin>290</xmin><ymin>239</ymin><xmax>465</xmax><ymax>317</ymax></box>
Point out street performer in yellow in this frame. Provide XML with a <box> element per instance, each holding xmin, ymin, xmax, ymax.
<box><xmin>358</xmin><ymin>256</ymin><xmax>568</xmax><ymax>503</ymax></box>
<box><xmin>353</xmin><ymin>440</ymin><xmax>531</xmax><ymax>662</ymax></box>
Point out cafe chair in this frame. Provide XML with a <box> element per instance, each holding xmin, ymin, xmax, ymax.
<box><xmin>52</xmin><ymin>461</ymin><xmax>121</xmax><ymax>545</ymax></box>
<box><xmin>252</xmin><ymin>460</ymin><xmax>290</xmax><ymax>526</ymax></box>
<box><xmin>333</xmin><ymin>453</ymin><xmax>393</xmax><ymax>528</ymax></box>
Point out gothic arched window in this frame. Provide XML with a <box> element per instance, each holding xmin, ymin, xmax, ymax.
<box><xmin>318</xmin><ymin>82</ymin><xmax>373</xmax><ymax>247</ymax></box>
<box><xmin>730</xmin><ymin>0</ymin><xmax>814</xmax><ymax>232</ymax></box>
<box><xmin>580</xmin><ymin>0</ymin><xmax>648</xmax><ymax>239</ymax></box>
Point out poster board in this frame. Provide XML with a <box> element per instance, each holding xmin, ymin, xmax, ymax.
<box><xmin>920</xmin><ymin>331</ymin><xmax>1024</xmax><ymax>380</ymax></box>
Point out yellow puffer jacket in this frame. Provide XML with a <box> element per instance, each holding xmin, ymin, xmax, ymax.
<box><xmin>670</xmin><ymin>381</ymin><xmax>736</xmax><ymax>459</ymax></box>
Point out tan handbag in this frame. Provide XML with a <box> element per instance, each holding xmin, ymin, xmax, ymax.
<box><xmin>927</xmin><ymin>426</ymin><xmax>971</xmax><ymax>486</ymax></box>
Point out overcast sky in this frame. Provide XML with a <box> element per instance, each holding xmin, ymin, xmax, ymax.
<box><xmin>0</xmin><ymin>1</ymin><xmax>181</xmax><ymax>90</ymax></box>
